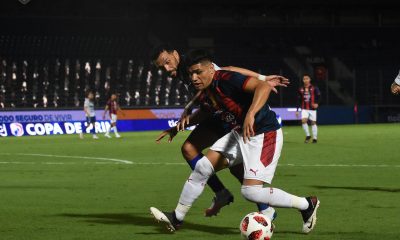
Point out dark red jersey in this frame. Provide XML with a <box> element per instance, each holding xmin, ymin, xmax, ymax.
<box><xmin>106</xmin><ymin>100</ymin><xmax>118</xmax><ymax>115</ymax></box>
<box><xmin>298</xmin><ymin>85</ymin><xmax>321</xmax><ymax>110</ymax></box>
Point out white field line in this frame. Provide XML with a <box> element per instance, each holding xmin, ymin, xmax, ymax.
<box><xmin>0</xmin><ymin>153</ymin><xmax>132</xmax><ymax>164</ymax></box>
<box><xmin>0</xmin><ymin>153</ymin><xmax>399</xmax><ymax>168</ymax></box>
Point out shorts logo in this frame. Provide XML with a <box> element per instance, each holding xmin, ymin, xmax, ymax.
<box><xmin>249</xmin><ymin>169</ymin><xmax>259</xmax><ymax>176</ymax></box>
<box><xmin>10</xmin><ymin>123</ymin><xmax>24</xmax><ymax>137</ymax></box>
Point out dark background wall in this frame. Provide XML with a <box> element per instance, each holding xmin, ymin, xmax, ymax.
<box><xmin>0</xmin><ymin>0</ymin><xmax>399</xmax><ymax>111</ymax></box>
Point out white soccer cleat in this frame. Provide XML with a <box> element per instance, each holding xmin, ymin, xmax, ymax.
<box><xmin>104</xmin><ymin>133</ymin><xmax>111</xmax><ymax>138</ymax></box>
<box><xmin>79</xmin><ymin>133</ymin><xmax>84</xmax><ymax>139</ymax></box>
<box><xmin>150</xmin><ymin>207</ymin><xmax>182</xmax><ymax>232</ymax></box>
<box><xmin>300</xmin><ymin>196</ymin><xmax>320</xmax><ymax>234</ymax></box>
<box><xmin>115</xmin><ymin>134</ymin><xmax>121</xmax><ymax>138</ymax></box>
<box><xmin>92</xmin><ymin>134</ymin><xmax>99</xmax><ymax>139</ymax></box>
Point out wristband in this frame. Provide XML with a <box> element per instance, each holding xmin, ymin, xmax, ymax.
<box><xmin>395</xmin><ymin>71</ymin><xmax>400</xmax><ymax>85</ymax></box>
<box><xmin>257</xmin><ymin>74</ymin><xmax>267</xmax><ymax>81</ymax></box>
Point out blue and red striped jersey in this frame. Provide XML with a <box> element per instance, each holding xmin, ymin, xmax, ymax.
<box><xmin>298</xmin><ymin>85</ymin><xmax>321</xmax><ymax>110</ymax></box>
<box><xmin>198</xmin><ymin>70</ymin><xmax>280</xmax><ymax>134</ymax></box>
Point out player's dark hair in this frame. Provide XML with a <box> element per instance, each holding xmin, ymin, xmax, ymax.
<box><xmin>303</xmin><ymin>73</ymin><xmax>312</xmax><ymax>78</ymax></box>
<box><xmin>184</xmin><ymin>49</ymin><xmax>213</xmax><ymax>67</ymax></box>
<box><xmin>150</xmin><ymin>43</ymin><xmax>175</xmax><ymax>63</ymax></box>
<box><xmin>85</xmin><ymin>90</ymin><xmax>93</xmax><ymax>97</ymax></box>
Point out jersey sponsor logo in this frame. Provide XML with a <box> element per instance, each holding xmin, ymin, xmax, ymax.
<box><xmin>10</xmin><ymin>123</ymin><xmax>24</xmax><ymax>137</ymax></box>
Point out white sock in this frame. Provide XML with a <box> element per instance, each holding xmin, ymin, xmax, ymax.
<box><xmin>112</xmin><ymin>126</ymin><xmax>119</xmax><ymax>134</ymax></box>
<box><xmin>302</xmin><ymin>123</ymin><xmax>310</xmax><ymax>136</ymax></box>
<box><xmin>175</xmin><ymin>156</ymin><xmax>214</xmax><ymax>221</ymax></box>
<box><xmin>241</xmin><ymin>185</ymin><xmax>309</xmax><ymax>210</ymax></box>
<box><xmin>311</xmin><ymin>124</ymin><xmax>318</xmax><ymax>139</ymax></box>
<box><xmin>106</xmin><ymin>125</ymin><xmax>111</xmax><ymax>134</ymax></box>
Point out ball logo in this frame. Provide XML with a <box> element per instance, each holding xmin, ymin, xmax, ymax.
<box><xmin>10</xmin><ymin>123</ymin><xmax>24</xmax><ymax>137</ymax></box>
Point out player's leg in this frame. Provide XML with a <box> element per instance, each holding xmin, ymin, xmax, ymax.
<box><xmin>110</xmin><ymin>114</ymin><xmax>120</xmax><ymax>138</ymax></box>
<box><xmin>182</xmin><ymin>122</ymin><xmax>235</xmax><ymax>216</ymax></box>
<box><xmin>91</xmin><ymin>117</ymin><xmax>98</xmax><ymax>139</ymax></box>
<box><xmin>310</xmin><ymin>110</ymin><xmax>318</xmax><ymax>143</ymax></box>
<box><xmin>301</xmin><ymin>110</ymin><xmax>311</xmax><ymax>143</ymax></box>
<box><xmin>150</xmin><ymin>135</ymin><xmax>231</xmax><ymax>231</ymax></box>
<box><xmin>104</xmin><ymin>116</ymin><xmax>113</xmax><ymax>138</ymax></box>
<box><xmin>238</xmin><ymin>129</ymin><xmax>320</xmax><ymax>233</ymax></box>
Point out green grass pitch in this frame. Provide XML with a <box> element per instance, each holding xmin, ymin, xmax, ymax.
<box><xmin>0</xmin><ymin>123</ymin><xmax>399</xmax><ymax>240</ymax></box>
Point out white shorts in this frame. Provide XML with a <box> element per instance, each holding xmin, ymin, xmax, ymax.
<box><xmin>210</xmin><ymin>128</ymin><xmax>283</xmax><ymax>184</ymax></box>
<box><xmin>110</xmin><ymin>114</ymin><xmax>117</xmax><ymax>123</ymax></box>
<box><xmin>301</xmin><ymin>110</ymin><xmax>317</xmax><ymax>122</ymax></box>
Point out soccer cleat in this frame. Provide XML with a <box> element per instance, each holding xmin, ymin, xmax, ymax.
<box><xmin>79</xmin><ymin>133</ymin><xmax>84</xmax><ymax>139</ymax></box>
<box><xmin>204</xmin><ymin>189</ymin><xmax>234</xmax><ymax>217</ymax></box>
<box><xmin>312</xmin><ymin>139</ymin><xmax>317</xmax><ymax>144</ymax></box>
<box><xmin>104</xmin><ymin>133</ymin><xmax>111</xmax><ymax>138</ymax></box>
<box><xmin>115</xmin><ymin>134</ymin><xmax>121</xmax><ymax>138</ymax></box>
<box><xmin>261</xmin><ymin>207</ymin><xmax>277</xmax><ymax>221</ymax></box>
<box><xmin>300</xmin><ymin>196</ymin><xmax>320</xmax><ymax>234</ymax></box>
<box><xmin>304</xmin><ymin>136</ymin><xmax>311</xmax><ymax>143</ymax></box>
<box><xmin>150</xmin><ymin>207</ymin><xmax>182</xmax><ymax>232</ymax></box>
<box><xmin>92</xmin><ymin>134</ymin><xmax>99</xmax><ymax>139</ymax></box>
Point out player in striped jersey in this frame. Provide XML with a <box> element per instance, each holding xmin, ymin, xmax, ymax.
<box><xmin>103</xmin><ymin>94</ymin><xmax>122</xmax><ymax>138</ymax></box>
<box><xmin>296</xmin><ymin>74</ymin><xmax>321</xmax><ymax>143</ymax></box>
<box><xmin>152</xmin><ymin>44</ymin><xmax>288</xmax><ymax>217</ymax></box>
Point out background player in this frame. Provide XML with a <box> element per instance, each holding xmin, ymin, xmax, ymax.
<box><xmin>80</xmin><ymin>90</ymin><xmax>99</xmax><ymax>139</ymax></box>
<box><xmin>103</xmin><ymin>93</ymin><xmax>123</xmax><ymax>138</ymax></box>
<box><xmin>390</xmin><ymin>70</ymin><xmax>400</xmax><ymax>95</ymax></box>
<box><xmin>152</xmin><ymin>44</ymin><xmax>288</xmax><ymax>217</ymax></box>
<box><xmin>150</xmin><ymin>50</ymin><xmax>319</xmax><ymax>234</ymax></box>
<box><xmin>296</xmin><ymin>74</ymin><xmax>321</xmax><ymax>143</ymax></box>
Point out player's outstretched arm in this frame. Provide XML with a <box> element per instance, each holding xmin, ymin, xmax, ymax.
<box><xmin>176</xmin><ymin>108</ymin><xmax>209</xmax><ymax>132</ymax></box>
<box><xmin>221</xmin><ymin>66</ymin><xmax>289</xmax><ymax>93</ymax></box>
<box><xmin>242</xmin><ymin>78</ymin><xmax>273</xmax><ymax>143</ymax></box>
<box><xmin>156</xmin><ymin>127</ymin><xmax>178</xmax><ymax>143</ymax></box>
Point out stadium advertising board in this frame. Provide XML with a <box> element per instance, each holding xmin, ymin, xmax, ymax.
<box><xmin>0</xmin><ymin>108</ymin><xmax>296</xmax><ymax>137</ymax></box>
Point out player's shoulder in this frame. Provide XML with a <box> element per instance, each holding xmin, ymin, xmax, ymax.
<box><xmin>215</xmin><ymin>70</ymin><xmax>245</xmax><ymax>81</ymax></box>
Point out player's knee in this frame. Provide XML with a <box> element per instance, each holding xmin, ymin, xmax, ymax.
<box><xmin>193</xmin><ymin>157</ymin><xmax>214</xmax><ymax>178</ymax></box>
<box><xmin>181</xmin><ymin>141</ymin><xmax>199</xmax><ymax>160</ymax></box>
<box><xmin>241</xmin><ymin>185</ymin><xmax>263</xmax><ymax>203</ymax></box>
<box><xmin>301</xmin><ymin>119</ymin><xmax>308</xmax><ymax>124</ymax></box>
<box><xmin>311</xmin><ymin>121</ymin><xmax>317</xmax><ymax>125</ymax></box>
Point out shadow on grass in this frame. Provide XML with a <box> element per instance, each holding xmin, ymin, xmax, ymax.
<box><xmin>311</xmin><ymin>185</ymin><xmax>400</xmax><ymax>193</ymax></box>
<box><xmin>58</xmin><ymin>212</ymin><xmax>238</xmax><ymax>235</ymax></box>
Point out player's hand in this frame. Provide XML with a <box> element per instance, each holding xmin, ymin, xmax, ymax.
<box><xmin>156</xmin><ymin>127</ymin><xmax>178</xmax><ymax>143</ymax></box>
<box><xmin>265</xmin><ymin>75</ymin><xmax>290</xmax><ymax>93</ymax></box>
<box><xmin>176</xmin><ymin>109</ymin><xmax>191</xmax><ymax>131</ymax></box>
<box><xmin>242</xmin><ymin>112</ymin><xmax>255</xmax><ymax>144</ymax></box>
<box><xmin>295</xmin><ymin>111</ymin><xmax>300</xmax><ymax>118</ymax></box>
<box><xmin>391</xmin><ymin>82</ymin><xmax>400</xmax><ymax>95</ymax></box>
<box><xmin>312</xmin><ymin>103</ymin><xmax>319</xmax><ymax>109</ymax></box>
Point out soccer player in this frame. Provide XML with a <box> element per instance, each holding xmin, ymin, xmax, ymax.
<box><xmin>296</xmin><ymin>74</ymin><xmax>321</xmax><ymax>143</ymax></box>
<box><xmin>150</xmin><ymin>50</ymin><xmax>319</xmax><ymax>234</ymax></box>
<box><xmin>390</xmin><ymin>70</ymin><xmax>400</xmax><ymax>95</ymax></box>
<box><xmin>103</xmin><ymin>93</ymin><xmax>122</xmax><ymax>138</ymax></box>
<box><xmin>80</xmin><ymin>90</ymin><xmax>99</xmax><ymax>139</ymax></box>
<box><xmin>152</xmin><ymin>44</ymin><xmax>288</xmax><ymax>217</ymax></box>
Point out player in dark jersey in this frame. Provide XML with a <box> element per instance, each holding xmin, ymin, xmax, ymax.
<box><xmin>152</xmin><ymin>44</ymin><xmax>289</xmax><ymax>217</ymax></box>
<box><xmin>296</xmin><ymin>74</ymin><xmax>321</xmax><ymax>143</ymax></box>
<box><xmin>150</xmin><ymin>50</ymin><xmax>320</xmax><ymax>233</ymax></box>
<box><xmin>103</xmin><ymin>94</ymin><xmax>123</xmax><ymax>138</ymax></box>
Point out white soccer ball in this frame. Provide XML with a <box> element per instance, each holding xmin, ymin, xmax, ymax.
<box><xmin>239</xmin><ymin>212</ymin><xmax>274</xmax><ymax>240</ymax></box>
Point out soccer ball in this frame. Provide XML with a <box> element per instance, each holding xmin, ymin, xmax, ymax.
<box><xmin>239</xmin><ymin>212</ymin><xmax>274</xmax><ymax>240</ymax></box>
